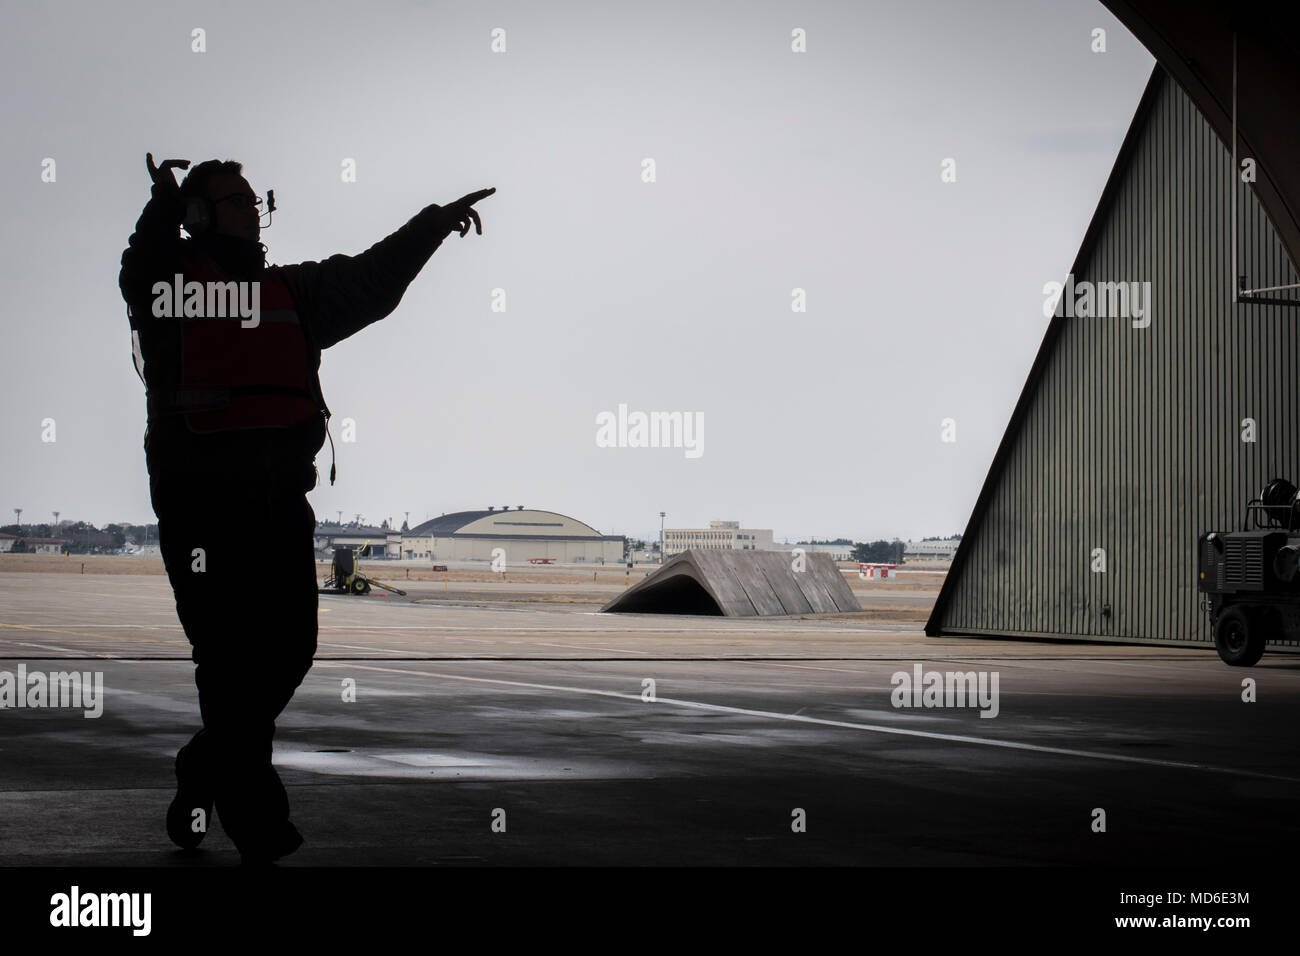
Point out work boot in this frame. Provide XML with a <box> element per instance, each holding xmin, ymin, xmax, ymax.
<box><xmin>166</xmin><ymin>742</ymin><xmax>215</xmax><ymax>850</ymax></box>
<box><xmin>237</xmin><ymin>821</ymin><xmax>304</xmax><ymax>866</ymax></box>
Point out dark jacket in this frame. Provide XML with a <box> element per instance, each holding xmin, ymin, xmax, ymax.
<box><xmin>119</xmin><ymin>183</ymin><xmax>448</xmax><ymax>491</ymax></box>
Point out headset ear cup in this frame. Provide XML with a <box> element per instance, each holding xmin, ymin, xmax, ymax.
<box><xmin>182</xmin><ymin>197</ymin><xmax>211</xmax><ymax>235</ymax></box>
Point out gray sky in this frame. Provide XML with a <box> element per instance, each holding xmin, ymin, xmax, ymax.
<box><xmin>0</xmin><ymin>0</ymin><xmax>1153</xmax><ymax>542</ymax></box>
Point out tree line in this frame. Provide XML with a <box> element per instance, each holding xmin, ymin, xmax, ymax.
<box><xmin>851</xmin><ymin>540</ymin><xmax>906</xmax><ymax>564</ymax></box>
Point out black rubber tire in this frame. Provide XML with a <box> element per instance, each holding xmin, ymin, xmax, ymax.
<box><xmin>1214</xmin><ymin>606</ymin><xmax>1266</xmax><ymax>666</ymax></box>
<box><xmin>350</xmin><ymin>578</ymin><xmax>367</xmax><ymax>595</ymax></box>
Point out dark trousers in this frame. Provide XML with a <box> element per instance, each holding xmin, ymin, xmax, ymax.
<box><xmin>151</xmin><ymin>471</ymin><xmax>319</xmax><ymax>854</ymax></box>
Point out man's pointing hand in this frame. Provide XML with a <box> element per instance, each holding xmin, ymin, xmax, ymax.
<box><xmin>432</xmin><ymin>187</ymin><xmax>496</xmax><ymax>239</ymax></box>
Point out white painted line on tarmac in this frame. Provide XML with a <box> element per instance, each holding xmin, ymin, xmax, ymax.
<box><xmin>11</xmin><ymin>640</ymin><xmax>98</xmax><ymax>655</ymax></box>
<box><xmin>336</xmin><ymin>628</ymin><xmax>498</xmax><ymax>644</ymax></box>
<box><xmin>318</xmin><ymin>642</ymin><xmax>423</xmax><ymax>655</ymax></box>
<box><xmin>0</xmin><ymin>623</ymin><xmax>182</xmax><ymax>629</ymax></box>
<box><xmin>317</xmin><ymin>623</ymin><xmax>866</xmax><ymax>632</ymax></box>
<box><xmin>316</xmin><ymin>661</ymin><xmax>1300</xmax><ymax>784</ymax></box>
<box><xmin>745</xmin><ymin>661</ymin><xmax>874</xmax><ymax>675</ymax></box>
<box><xmin>533</xmin><ymin>641</ymin><xmax>647</xmax><ymax>655</ymax></box>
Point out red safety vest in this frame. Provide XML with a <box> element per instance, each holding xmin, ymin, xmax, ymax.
<box><xmin>145</xmin><ymin>253</ymin><xmax>325</xmax><ymax>434</ymax></box>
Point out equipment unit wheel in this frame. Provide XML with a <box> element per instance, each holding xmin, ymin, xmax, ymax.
<box><xmin>1214</xmin><ymin>606</ymin><xmax>1266</xmax><ymax>667</ymax></box>
<box><xmin>351</xmin><ymin>578</ymin><xmax>368</xmax><ymax>595</ymax></box>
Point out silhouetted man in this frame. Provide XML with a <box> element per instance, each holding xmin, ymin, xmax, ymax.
<box><xmin>119</xmin><ymin>153</ymin><xmax>493</xmax><ymax>864</ymax></box>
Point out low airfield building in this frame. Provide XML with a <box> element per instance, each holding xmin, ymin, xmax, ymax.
<box><xmin>664</xmin><ymin>520</ymin><xmax>773</xmax><ymax>557</ymax></box>
<box><xmin>774</xmin><ymin>541</ymin><xmax>856</xmax><ymax>561</ymax></box>
<box><xmin>0</xmin><ymin>534</ymin><xmax>71</xmax><ymax>555</ymax></box>
<box><xmin>905</xmin><ymin>539</ymin><xmax>960</xmax><ymax>561</ymax></box>
<box><xmin>315</xmin><ymin>524</ymin><xmax>403</xmax><ymax>560</ymax></box>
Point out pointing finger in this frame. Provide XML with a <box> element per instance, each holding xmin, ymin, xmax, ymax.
<box><xmin>457</xmin><ymin>188</ymin><xmax>496</xmax><ymax>206</ymax></box>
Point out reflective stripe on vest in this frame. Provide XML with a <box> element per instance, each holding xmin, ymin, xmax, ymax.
<box><xmin>149</xmin><ymin>256</ymin><xmax>321</xmax><ymax>434</ymax></box>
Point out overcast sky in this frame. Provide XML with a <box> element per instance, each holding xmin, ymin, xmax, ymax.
<box><xmin>0</xmin><ymin>0</ymin><xmax>1153</xmax><ymax>542</ymax></box>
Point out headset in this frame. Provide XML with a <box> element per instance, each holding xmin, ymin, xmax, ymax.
<box><xmin>182</xmin><ymin>185</ymin><xmax>276</xmax><ymax>235</ymax></box>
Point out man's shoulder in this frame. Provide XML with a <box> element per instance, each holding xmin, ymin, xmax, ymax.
<box><xmin>266</xmin><ymin>261</ymin><xmax>311</xmax><ymax>307</ymax></box>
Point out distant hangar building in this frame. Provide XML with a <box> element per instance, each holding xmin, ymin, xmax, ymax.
<box><xmin>404</xmin><ymin>507</ymin><xmax>625</xmax><ymax>564</ymax></box>
<box><xmin>928</xmin><ymin>55</ymin><xmax>1300</xmax><ymax>652</ymax></box>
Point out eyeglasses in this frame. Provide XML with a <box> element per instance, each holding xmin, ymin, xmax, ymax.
<box><xmin>212</xmin><ymin>192</ymin><xmax>264</xmax><ymax>211</ymax></box>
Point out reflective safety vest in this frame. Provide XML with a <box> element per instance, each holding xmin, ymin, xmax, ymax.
<box><xmin>142</xmin><ymin>253</ymin><xmax>328</xmax><ymax>434</ymax></box>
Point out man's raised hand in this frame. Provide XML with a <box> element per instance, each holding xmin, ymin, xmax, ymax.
<box><xmin>146</xmin><ymin>153</ymin><xmax>190</xmax><ymax>196</ymax></box>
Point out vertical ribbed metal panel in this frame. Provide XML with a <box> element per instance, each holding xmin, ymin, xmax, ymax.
<box><xmin>934</xmin><ymin>70</ymin><xmax>1300</xmax><ymax>648</ymax></box>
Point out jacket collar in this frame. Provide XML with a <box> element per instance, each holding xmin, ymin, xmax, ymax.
<box><xmin>190</xmin><ymin>232</ymin><xmax>267</xmax><ymax>280</ymax></box>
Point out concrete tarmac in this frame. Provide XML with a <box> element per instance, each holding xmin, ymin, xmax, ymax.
<box><xmin>1</xmin><ymin>571</ymin><xmax>1297</xmax><ymax>866</ymax></box>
